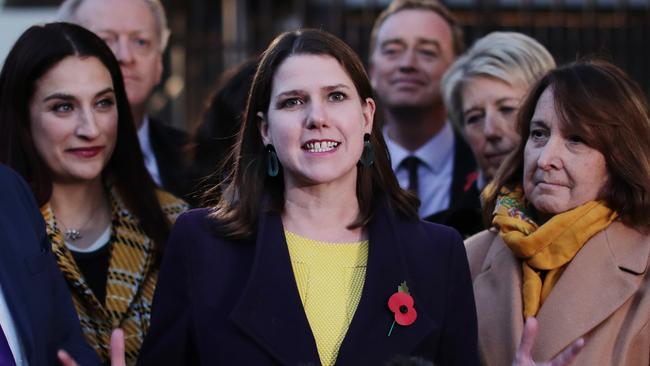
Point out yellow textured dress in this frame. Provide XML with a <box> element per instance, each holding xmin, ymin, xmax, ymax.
<box><xmin>285</xmin><ymin>230</ymin><xmax>369</xmax><ymax>366</ymax></box>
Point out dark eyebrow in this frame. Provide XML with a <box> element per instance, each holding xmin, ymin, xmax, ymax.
<box><xmin>42</xmin><ymin>93</ymin><xmax>74</xmax><ymax>103</ymax></box>
<box><xmin>530</xmin><ymin>120</ymin><xmax>549</xmax><ymax>129</ymax></box>
<box><xmin>95</xmin><ymin>87</ymin><xmax>115</xmax><ymax>97</ymax></box>
<box><xmin>42</xmin><ymin>87</ymin><xmax>115</xmax><ymax>103</ymax></box>
<box><xmin>323</xmin><ymin>84</ymin><xmax>351</xmax><ymax>92</ymax></box>
<box><xmin>274</xmin><ymin>89</ymin><xmax>304</xmax><ymax>100</ymax></box>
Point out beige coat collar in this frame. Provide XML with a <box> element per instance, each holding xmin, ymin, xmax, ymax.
<box><xmin>473</xmin><ymin>221</ymin><xmax>650</xmax><ymax>363</ymax></box>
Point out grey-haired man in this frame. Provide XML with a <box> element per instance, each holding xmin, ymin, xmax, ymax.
<box><xmin>58</xmin><ymin>0</ymin><xmax>190</xmax><ymax>200</ymax></box>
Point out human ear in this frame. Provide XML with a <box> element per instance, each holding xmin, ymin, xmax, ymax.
<box><xmin>362</xmin><ymin>97</ymin><xmax>376</xmax><ymax>134</ymax></box>
<box><xmin>257</xmin><ymin>111</ymin><xmax>272</xmax><ymax>145</ymax></box>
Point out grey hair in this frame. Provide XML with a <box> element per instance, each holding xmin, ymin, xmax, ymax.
<box><xmin>57</xmin><ymin>0</ymin><xmax>171</xmax><ymax>52</ymax></box>
<box><xmin>441</xmin><ymin>31</ymin><xmax>555</xmax><ymax>129</ymax></box>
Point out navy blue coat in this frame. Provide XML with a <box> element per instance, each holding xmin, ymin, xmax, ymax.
<box><xmin>0</xmin><ymin>165</ymin><xmax>98</xmax><ymax>365</ymax></box>
<box><xmin>139</xmin><ymin>202</ymin><xmax>479</xmax><ymax>365</ymax></box>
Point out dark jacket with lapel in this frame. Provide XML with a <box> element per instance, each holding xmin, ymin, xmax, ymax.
<box><xmin>0</xmin><ymin>165</ymin><xmax>98</xmax><ymax>365</ymax></box>
<box><xmin>149</xmin><ymin>118</ymin><xmax>191</xmax><ymax>201</ymax></box>
<box><xmin>425</xmin><ymin>133</ymin><xmax>483</xmax><ymax>238</ymax></box>
<box><xmin>138</xmin><ymin>202</ymin><xmax>479</xmax><ymax>365</ymax></box>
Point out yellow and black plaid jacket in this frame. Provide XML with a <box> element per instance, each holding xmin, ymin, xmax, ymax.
<box><xmin>41</xmin><ymin>187</ymin><xmax>188</xmax><ymax>365</ymax></box>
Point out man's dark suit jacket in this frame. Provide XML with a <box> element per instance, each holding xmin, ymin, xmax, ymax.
<box><xmin>149</xmin><ymin>118</ymin><xmax>190</xmax><ymax>201</ymax></box>
<box><xmin>0</xmin><ymin>165</ymin><xmax>99</xmax><ymax>365</ymax></box>
<box><xmin>425</xmin><ymin>133</ymin><xmax>483</xmax><ymax>238</ymax></box>
<box><xmin>138</xmin><ymin>202</ymin><xmax>479</xmax><ymax>365</ymax></box>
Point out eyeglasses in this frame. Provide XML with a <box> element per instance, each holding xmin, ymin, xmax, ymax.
<box><xmin>99</xmin><ymin>32</ymin><xmax>159</xmax><ymax>57</ymax></box>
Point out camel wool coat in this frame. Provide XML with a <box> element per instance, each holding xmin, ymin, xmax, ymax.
<box><xmin>465</xmin><ymin>222</ymin><xmax>650</xmax><ymax>366</ymax></box>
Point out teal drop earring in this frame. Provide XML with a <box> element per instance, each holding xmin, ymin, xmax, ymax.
<box><xmin>266</xmin><ymin>144</ymin><xmax>280</xmax><ymax>177</ymax></box>
<box><xmin>359</xmin><ymin>133</ymin><xmax>374</xmax><ymax>167</ymax></box>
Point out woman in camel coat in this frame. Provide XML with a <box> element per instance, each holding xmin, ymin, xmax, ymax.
<box><xmin>466</xmin><ymin>60</ymin><xmax>650</xmax><ymax>365</ymax></box>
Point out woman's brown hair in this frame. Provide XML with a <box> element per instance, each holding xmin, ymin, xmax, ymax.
<box><xmin>210</xmin><ymin>29</ymin><xmax>419</xmax><ymax>239</ymax></box>
<box><xmin>484</xmin><ymin>59</ymin><xmax>650</xmax><ymax>231</ymax></box>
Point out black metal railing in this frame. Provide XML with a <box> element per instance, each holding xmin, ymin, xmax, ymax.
<box><xmin>143</xmin><ymin>0</ymin><xmax>650</xmax><ymax>128</ymax></box>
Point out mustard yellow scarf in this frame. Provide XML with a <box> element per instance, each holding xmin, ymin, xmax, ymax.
<box><xmin>492</xmin><ymin>186</ymin><xmax>617</xmax><ymax>318</ymax></box>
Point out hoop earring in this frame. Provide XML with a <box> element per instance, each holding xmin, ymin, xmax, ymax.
<box><xmin>266</xmin><ymin>144</ymin><xmax>280</xmax><ymax>177</ymax></box>
<box><xmin>359</xmin><ymin>133</ymin><xmax>374</xmax><ymax>167</ymax></box>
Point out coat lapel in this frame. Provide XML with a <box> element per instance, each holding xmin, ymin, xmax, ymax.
<box><xmin>230</xmin><ymin>211</ymin><xmax>320</xmax><ymax>365</ymax></box>
<box><xmin>104</xmin><ymin>189</ymin><xmax>156</xmax><ymax>325</ymax></box>
<box><xmin>472</xmin><ymin>235</ymin><xmax>524</xmax><ymax>366</ymax></box>
<box><xmin>336</xmin><ymin>204</ymin><xmax>434</xmax><ymax>365</ymax></box>
<box><xmin>230</xmin><ymin>204</ymin><xmax>436</xmax><ymax>365</ymax></box>
<box><xmin>0</xmin><ymin>219</ymin><xmax>36</xmax><ymax>364</ymax></box>
<box><xmin>41</xmin><ymin>186</ymin><xmax>157</xmax><ymax>326</ymax></box>
<box><xmin>534</xmin><ymin>221</ymin><xmax>650</xmax><ymax>360</ymax></box>
<box><xmin>41</xmin><ymin>204</ymin><xmax>108</xmax><ymax>317</ymax></box>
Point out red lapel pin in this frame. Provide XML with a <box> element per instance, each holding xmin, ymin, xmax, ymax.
<box><xmin>387</xmin><ymin>281</ymin><xmax>417</xmax><ymax>336</ymax></box>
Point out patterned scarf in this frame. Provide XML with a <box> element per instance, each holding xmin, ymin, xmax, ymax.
<box><xmin>41</xmin><ymin>187</ymin><xmax>187</xmax><ymax>365</ymax></box>
<box><xmin>492</xmin><ymin>186</ymin><xmax>617</xmax><ymax>318</ymax></box>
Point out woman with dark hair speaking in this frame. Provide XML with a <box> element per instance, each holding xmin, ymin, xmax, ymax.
<box><xmin>0</xmin><ymin>23</ymin><xmax>187</xmax><ymax>365</ymax></box>
<box><xmin>467</xmin><ymin>60</ymin><xmax>650</xmax><ymax>365</ymax></box>
<box><xmin>139</xmin><ymin>29</ymin><xmax>479</xmax><ymax>365</ymax></box>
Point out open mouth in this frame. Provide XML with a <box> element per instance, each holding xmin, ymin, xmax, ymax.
<box><xmin>302</xmin><ymin>140</ymin><xmax>340</xmax><ymax>153</ymax></box>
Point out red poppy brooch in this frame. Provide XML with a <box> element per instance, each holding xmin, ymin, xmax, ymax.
<box><xmin>387</xmin><ymin>281</ymin><xmax>417</xmax><ymax>336</ymax></box>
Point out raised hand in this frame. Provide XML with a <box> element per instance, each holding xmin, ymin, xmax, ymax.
<box><xmin>512</xmin><ymin>317</ymin><xmax>585</xmax><ymax>366</ymax></box>
<box><xmin>58</xmin><ymin>328</ymin><xmax>126</xmax><ymax>366</ymax></box>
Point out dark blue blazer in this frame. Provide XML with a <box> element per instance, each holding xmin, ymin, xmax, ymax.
<box><xmin>0</xmin><ymin>165</ymin><xmax>98</xmax><ymax>365</ymax></box>
<box><xmin>139</xmin><ymin>202</ymin><xmax>479</xmax><ymax>365</ymax></box>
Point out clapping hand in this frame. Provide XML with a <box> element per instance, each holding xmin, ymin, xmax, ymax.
<box><xmin>58</xmin><ymin>328</ymin><xmax>126</xmax><ymax>366</ymax></box>
<box><xmin>513</xmin><ymin>317</ymin><xmax>585</xmax><ymax>366</ymax></box>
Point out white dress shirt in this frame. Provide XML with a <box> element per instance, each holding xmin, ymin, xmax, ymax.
<box><xmin>385</xmin><ymin>122</ymin><xmax>455</xmax><ymax>218</ymax></box>
<box><xmin>0</xmin><ymin>284</ymin><xmax>28</xmax><ymax>365</ymax></box>
<box><xmin>137</xmin><ymin>116</ymin><xmax>162</xmax><ymax>187</ymax></box>
<box><xmin>476</xmin><ymin>169</ymin><xmax>487</xmax><ymax>191</ymax></box>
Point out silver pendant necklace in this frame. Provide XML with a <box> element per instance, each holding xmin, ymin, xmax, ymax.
<box><xmin>59</xmin><ymin>198</ymin><xmax>105</xmax><ymax>242</ymax></box>
<box><xmin>64</xmin><ymin>228</ymin><xmax>83</xmax><ymax>241</ymax></box>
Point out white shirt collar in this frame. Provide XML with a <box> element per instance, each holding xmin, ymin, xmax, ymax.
<box><xmin>385</xmin><ymin>121</ymin><xmax>455</xmax><ymax>172</ymax></box>
<box><xmin>137</xmin><ymin>115</ymin><xmax>152</xmax><ymax>154</ymax></box>
<box><xmin>136</xmin><ymin>115</ymin><xmax>162</xmax><ymax>187</ymax></box>
<box><xmin>476</xmin><ymin>169</ymin><xmax>487</xmax><ymax>191</ymax></box>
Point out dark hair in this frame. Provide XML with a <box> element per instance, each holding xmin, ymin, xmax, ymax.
<box><xmin>186</xmin><ymin>57</ymin><xmax>259</xmax><ymax>206</ymax></box>
<box><xmin>211</xmin><ymin>29</ymin><xmax>419</xmax><ymax>239</ymax></box>
<box><xmin>484</xmin><ymin>59</ymin><xmax>650</xmax><ymax>231</ymax></box>
<box><xmin>0</xmin><ymin>22</ymin><xmax>172</xmax><ymax>255</ymax></box>
<box><xmin>369</xmin><ymin>0</ymin><xmax>464</xmax><ymax>58</ymax></box>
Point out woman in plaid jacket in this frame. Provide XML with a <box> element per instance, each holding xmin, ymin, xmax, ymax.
<box><xmin>0</xmin><ymin>23</ymin><xmax>187</xmax><ymax>365</ymax></box>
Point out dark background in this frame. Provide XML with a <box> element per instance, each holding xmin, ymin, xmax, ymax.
<box><xmin>4</xmin><ymin>0</ymin><xmax>650</xmax><ymax>130</ymax></box>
